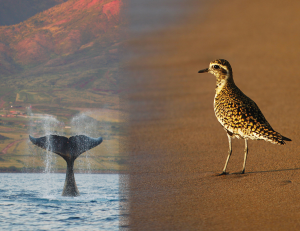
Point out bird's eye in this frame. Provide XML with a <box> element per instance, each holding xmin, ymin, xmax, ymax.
<box><xmin>213</xmin><ymin>65</ymin><xmax>220</xmax><ymax>69</ymax></box>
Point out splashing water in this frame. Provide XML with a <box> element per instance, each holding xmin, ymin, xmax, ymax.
<box><xmin>70</xmin><ymin>111</ymin><xmax>117</xmax><ymax>173</ymax></box>
<box><xmin>70</xmin><ymin>112</ymin><xmax>101</xmax><ymax>174</ymax></box>
<box><xmin>27</xmin><ymin>111</ymin><xmax>109</xmax><ymax>196</ymax></box>
<box><xmin>27</xmin><ymin>111</ymin><xmax>65</xmax><ymax>196</ymax></box>
<box><xmin>70</xmin><ymin>112</ymin><xmax>98</xmax><ymax>137</ymax></box>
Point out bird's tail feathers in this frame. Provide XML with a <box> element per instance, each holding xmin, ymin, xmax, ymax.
<box><xmin>282</xmin><ymin>136</ymin><xmax>292</xmax><ymax>142</ymax></box>
<box><xmin>262</xmin><ymin>130</ymin><xmax>291</xmax><ymax>145</ymax></box>
<box><xmin>273</xmin><ymin>134</ymin><xmax>291</xmax><ymax>145</ymax></box>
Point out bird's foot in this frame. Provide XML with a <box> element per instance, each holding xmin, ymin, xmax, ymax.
<box><xmin>218</xmin><ymin>171</ymin><xmax>228</xmax><ymax>176</ymax></box>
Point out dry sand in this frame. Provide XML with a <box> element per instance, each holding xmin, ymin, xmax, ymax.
<box><xmin>122</xmin><ymin>0</ymin><xmax>300</xmax><ymax>230</ymax></box>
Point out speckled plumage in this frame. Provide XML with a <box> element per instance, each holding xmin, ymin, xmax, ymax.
<box><xmin>214</xmin><ymin>76</ymin><xmax>288</xmax><ymax>145</ymax></box>
<box><xmin>198</xmin><ymin>59</ymin><xmax>291</xmax><ymax>174</ymax></box>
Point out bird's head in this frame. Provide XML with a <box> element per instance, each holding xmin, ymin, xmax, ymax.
<box><xmin>198</xmin><ymin>59</ymin><xmax>233</xmax><ymax>80</ymax></box>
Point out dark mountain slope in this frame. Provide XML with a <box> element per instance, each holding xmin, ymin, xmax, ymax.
<box><xmin>0</xmin><ymin>0</ymin><xmax>67</xmax><ymax>26</ymax></box>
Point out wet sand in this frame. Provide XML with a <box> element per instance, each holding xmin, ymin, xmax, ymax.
<box><xmin>123</xmin><ymin>0</ymin><xmax>300</xmax><ymax>230</ymax></box>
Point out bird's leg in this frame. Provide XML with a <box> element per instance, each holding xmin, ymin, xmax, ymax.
<box><xmin>220</xmin><ymin>134</ymin><xmax>232</xmax><ymax>175</ymax></box>
<box><xmin>241</xmin><ymin>139</ymin><xmax>248</xmax><ymax>174</ymax></box>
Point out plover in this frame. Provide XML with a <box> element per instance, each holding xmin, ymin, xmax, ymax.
<box><xmin>198</xmin><ymin>59</ymin><xmax>291</xmax><ymax>174</ymax></box>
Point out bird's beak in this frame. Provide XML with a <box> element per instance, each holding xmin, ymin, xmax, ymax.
<box><xmin>198</xmin><ymin>68</ymin><xmax>209</xmax><ymax>73</ymax></box>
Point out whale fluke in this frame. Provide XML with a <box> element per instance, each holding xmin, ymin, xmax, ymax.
<box><xmin>29</xmin><ymin>135</ymin><xmax>103</xmax><ymax>161</ymax></box>
<box><xmin>29</xmin><ymin>134</ymin><xmax>103</xmax><ymax>197</ymax></box>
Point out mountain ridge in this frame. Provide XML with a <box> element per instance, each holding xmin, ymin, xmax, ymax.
<box><xmin>0</xmin><ymin>0</ymin><xmax>124</xmax><ymax>109</ymax></box>
<box><xmin>0</xmin><ymin>0</ymin><xmax>67</xmax><ymax>26</ymax></box>
<box><xmin>0</xmin><ymin>0</ymin><xmax>122</xmax><ymax>66</ymax></box>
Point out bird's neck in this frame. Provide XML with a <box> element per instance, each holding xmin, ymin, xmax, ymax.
<box><xmin>215</xmin><ymin>74</ymin><xmax>235</xmax><ymax>95</ymax></box>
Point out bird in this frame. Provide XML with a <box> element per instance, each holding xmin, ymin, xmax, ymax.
<box><xmin>198</xmin><ymin>59</ymin><xmax>291</xmax><ymax>175</ymax></box>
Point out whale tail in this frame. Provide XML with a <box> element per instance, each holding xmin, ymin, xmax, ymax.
<box><xmin>29</xmin><ymin>134</ymin><xmax>103</xmax><ymax>197</ymax></box>
<box><xmin>29</xmin><ymin>134</ymin><xmax>103</xmax><ymax>161</ymax></box>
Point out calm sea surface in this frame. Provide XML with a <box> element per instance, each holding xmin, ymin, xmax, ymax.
<box><xmin>0</xmin><ymin>173</ymin><xmax>126</xmax><ymax>230</ymax></box>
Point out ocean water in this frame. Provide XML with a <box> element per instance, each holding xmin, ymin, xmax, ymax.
<box><xmin>0</xmin><ymin>173</ymin><xmax>127</xmax><ymax>230</ymax></box>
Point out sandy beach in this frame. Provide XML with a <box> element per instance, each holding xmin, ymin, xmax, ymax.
<box><xmin>123</xmin><ymin>0</ymin><xmax>300</xmax><ymax>230</ymax></box>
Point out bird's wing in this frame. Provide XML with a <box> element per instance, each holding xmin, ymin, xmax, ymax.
<box><xmin>239</xmin><ymin>99</ymin><xmax>272</xmax><ymax>128</ymax></box>
<box><xmin>233</xmin><ymin>94</ymin><xmax>289</xmax><ymax>144</ymax></box>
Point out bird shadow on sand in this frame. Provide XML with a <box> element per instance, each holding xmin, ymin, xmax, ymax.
<box><xmin>212</xmin><ymin>167</ymin><xmax>300</xmax><ymax>178</ymax></box>
<box><xmin>247</xmin><ymin>167</ymin><xmax>300</xmax><ymax>174</ymax></box>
